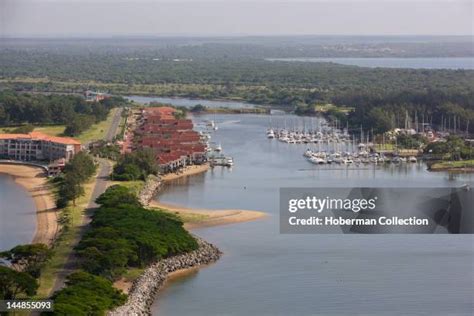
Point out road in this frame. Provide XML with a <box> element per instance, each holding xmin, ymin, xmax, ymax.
<box><xmin>50</xmin><ymin>107</ymin><xmax>123</xmax><ymax>294</ymax></box>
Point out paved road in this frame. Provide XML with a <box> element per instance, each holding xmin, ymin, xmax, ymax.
<box><xmin>50</xmin><ymin>108</ymin><xmax>122</xmax><ymax>294</ymax></box>
<box><xmin>105</xmin><ymin>107</ymin><xmax>123</xmax><ymax>142</ymax></box>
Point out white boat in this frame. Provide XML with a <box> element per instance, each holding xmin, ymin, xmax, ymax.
<box><xmin>214</xmin><ymin>143</ymin><xmax>222</xmax><ymax>152</ymax></box>
<box><xmin>309</xmin><ymin>157</ymin><xmax>326</xmax><ymax>164</ymax></box>
<box><xmin>408</xmin><ymin>156</ymin><xmax>417</xmax><ymax>163</ymax></box>
<box><xmin>210</xmin><ymin>155</ymin><xmax>233</xmax><ymax>167</ymax></box>
<box><xmin>206</xmin><ymin>120</ymin><xmax>215</xmax><ymax>128</ymax></box>
<box><xmin>303</xmin><ymin>149</ymin><xmax>313</xmax><ymax>157</ymax></box>
<box><xmin>267</xmin><ymin>129</ymin><xmax>275</xmax><ymax>139</ymax></box>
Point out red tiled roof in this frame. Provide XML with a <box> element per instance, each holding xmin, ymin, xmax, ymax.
<box><xmin>0</xmin><ymin>131</ymin><xmax>81</xmax><ymax>145</ymax></box>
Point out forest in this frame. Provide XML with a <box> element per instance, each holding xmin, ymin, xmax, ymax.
<box><xmin>0</xmin><ymin>91</ymin><xmax>126</xmax><ymax>136</ymax></box>
<box><xmin>1</xmin><ymin>39</ymin><xmax>473</xmax><ymax>134</ymax></box>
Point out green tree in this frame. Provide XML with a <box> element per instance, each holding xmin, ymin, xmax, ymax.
<box><xmin>0</xmin><ymin>266</ymin><xmax>38</xmax><ymax>299</ymax></box>
<box><xmin>95</xmin><ymin>185</ymin><xmax>141</xmax><ymax>208</ymax></box>
<box><xmin>0</xmin><ymin>244</ymin><xmax>52</xmax><ymax>278</ymax></box>
<box><xmin>50</xmin><ymin>271</ymin><xmax>127</xmax><ymax>316</ymax></box>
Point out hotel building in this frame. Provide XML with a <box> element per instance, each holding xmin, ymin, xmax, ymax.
<box><xmin>0</xmin><ymin>132</ymin><xmax>81</xmax><ymax>162</ymax></box>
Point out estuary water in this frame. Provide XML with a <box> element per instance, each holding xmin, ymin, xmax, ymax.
<box><xmin>151</xmin><ymin>114</ymin><xmax>474</xmax><ymax>316</ymax></box>
<box><xmin>125</xmin><ymin>96</ymin><xmax>258</xmax><ymax>109</ymax></box>
<box><xmin>266</xmin><ymin>57</ymin><xmax>474</xmax><ymax>69</ymax></box>
<box><xmin>0</xmin><ymin>174</ymin><xmax>36</xmax><ymax>251</ymax></box>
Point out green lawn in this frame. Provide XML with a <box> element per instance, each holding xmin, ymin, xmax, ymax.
<box><xmin>76</xmin><ymin>108</ymin><xmax>119</xmax><ymax>143</ymax></box>
<box><xmin>34</xmin><ymin>125</ymin><xmax>66</xmax><ymax>136</ymax></box>
<box><xmin>110</xmin><ymin>180</ymin><xmax>145</xmax><ymax>196</ymax></box>
<box><xmin>430</xmin><ymin>159</ymin><xmax>474</xmax><ymax>170</ymax></box>
<box><xmin>0</xmin><ymin>125</ymin><xmax>65</xmax><ymax>136</ymax></box>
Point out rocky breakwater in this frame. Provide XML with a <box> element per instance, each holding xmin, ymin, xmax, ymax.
<box><xmin>109</xmin><ymin>237</ymin><xmax>222</xmax><ymax>316</ymax></box>
<box><xmin>138</xmin><ymin>174</ymin><xmax>161</xmax><ymax>206</ymax></box>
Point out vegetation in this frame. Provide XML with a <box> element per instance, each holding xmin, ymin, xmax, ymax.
<box><xmin>396</xmin><ymin>134</ymin><xmax>427</xmax><ymax>150</ymax></box>
<box><xmin>0</xmin><ymin>243</ymin><xmax>52</xmax><ymax>278</ymax></box>
<box><xmin>56</xmin><ymin>152</ymin><xmax>97</xmax><ymax>207</ymax></box>
<box><xmin>49</xmin><ymin>271</ymin><xmax>126</xmax><ymax>316</ymax></box>
<box><xmin>424</xmin><ymin>136</ymin><xmax>473</xmax><ymax>160</ymax></box>
<box><xmin>1</xmin><ymin>41</ymin><xmax>473</xmax><ymax>135</ymax></box>
<box><xmin>90</xmin><ymin>142</ymin><xmax>121</xmax><ymax>160</ymax></box>
<box><xmin>429</xmin><ymin>159</ymin><xmax>474</xmax><ymax>171</ymax></box>
<box><xmin>74</xmin><ymin>185</ymin><xmax>197</xmax><ymax>280</ymax></box>
<box><xmin>0</xmin><ymin>266</ymin><xmax>38</xmax><ymax>299</ymax></box>
<box><xmin>112</xmin><ymin>149</ymin><xmax>159</xmax><ymax>181</ymax></box>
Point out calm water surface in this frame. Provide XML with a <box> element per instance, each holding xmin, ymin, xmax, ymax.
<box><xmin>126</xmin><ymin>96</ymin><xmax>258</xmax><ymax>109</ymax></box>
<box><xmin>0</xmin><ymin>174</ymin><xmax>36</xmax><ymax>251</ymax></box>
<box><xmin>266</xmin><ymin>57</ymin><xmax>474</xmax><ymax>69</ymax></box>
<box><xmin>151</xmin><ymin>114</ymin><xmax>474</xmax><ymax>316</ymax></box>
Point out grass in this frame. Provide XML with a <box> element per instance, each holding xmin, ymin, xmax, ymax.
<box><xmin>121</xmin><ymin>267</ymin><xmax>145</xmax><ymax>283</ymax></box>
<box><xmin>0</xmin><ymin>124</ymin><xmax>65</xmax><ymax>136</ymax></box>
<box><xmin>149</xmin><ymin>207</ymin><xmax>210</xmax><ymax>224</ymax></box>
<box><xmin>110</xmin><ymin>180</ymin><xmax>145</xmax><ymax>196</ymax></box>
<box><xmin>35</xmin><ymin>177</ymin><xmax>96</xmax><ymax>298</ymax></box>
<box><xmin>34</xmin><ymin>125</ymin><xmax>66</xmax><ymax>136</ymax></box>
<box><xmin>430</xmin><ymin>159</ymin><xmax>474</xmax><ymax>170</ymax></box>
<box><xmin>76</xmin><ymin>108</ymin><xmax>119</xmax><ymax>143</ymax></box>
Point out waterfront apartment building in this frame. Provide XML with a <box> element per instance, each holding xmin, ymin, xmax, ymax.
<box><xmin>136</xmin><ymin>107</ymin><xmax>206</xmax><ymax>172</ymax></box>
<box><xmin>0</xmin><ymin>132</ymin><xmax>81</xmax><ymax>162</ymax></box>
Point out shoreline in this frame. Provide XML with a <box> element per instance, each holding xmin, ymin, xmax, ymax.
<box><xmin>0</xmin><ymin>164</ymin><xmax>57</xmax><ymax>247</ymax></box>
<box><xmin>109</xmin><ymin>238</ymin><xmax>221</xmax><ymax>316</ymax></box>
<box><xmin>149</xmin><ymin>200</ymin><xmax>268</xmax><ymax>229</ymax></box>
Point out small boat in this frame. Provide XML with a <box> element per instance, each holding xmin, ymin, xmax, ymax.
<box><xmin>303</xmin><ymin>149</ymin><xmax>313</xmax><ymax>157</ymax></box>
<box><xmin>267</xmin><ymin>129</ymin><xmax>275</xmax><ymax>139</ymax></box>
<box><xmin>408</xmin><ymin>156</ymin><xmax>417</xmax><ymax>163</ymax></box>
<box><xmin>214</xmin><ymin>143</ymin><xmax>222</xmax><ymax>152</ymax></box>
<box><xmin>309</xmin><ymin>157</ymin><xmax>326</xmax><ymax>164</ymax></box>
<box><xmin>209</xmin><ymin>155</ymin><xmax>234</xmax><ymax>167</ymax></box>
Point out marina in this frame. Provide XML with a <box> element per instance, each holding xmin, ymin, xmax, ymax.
<box><xmin>151</xmin><ymin>113</ymin><xmax>473</xmax><ymax>316</ymax></box>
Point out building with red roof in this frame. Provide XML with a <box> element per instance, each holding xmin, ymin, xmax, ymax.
<box><xmin>0</xmin><ymin>132</ymin><xmax>81</xmax><ymax>162</ymax></box>
<box><xmin>134</xmin><ymin>107</ymin><xmax>206</xmax><ymax>172</ymax></box>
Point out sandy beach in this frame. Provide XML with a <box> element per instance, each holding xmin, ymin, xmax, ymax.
<box><xmin>0</xmin><ymin>164</ymin><xmax>57</xmax><ymax>246</ymax></box>
<box><xmin>149</xmin><ymin>201</ymin><xmax>268</xmax><ymax>229</ymax></box>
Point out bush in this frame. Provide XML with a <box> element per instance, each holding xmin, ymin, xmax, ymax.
<box><xmin>76</xmin><ymin>186</ymin><xmax>197</xmax><ymax>280</ymax></box>
<box><xmin>50</xmin><ymin>271</ymin><xmax>126</xmax><ymax>316</ymax></box>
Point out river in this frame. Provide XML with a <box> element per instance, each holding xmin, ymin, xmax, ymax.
<box><xmin>151</xmin><ymin>113</ymin><xmax>474</xmax><ymax>315</ymax></box>
<box><xmin>125</xmin><ymin>96</ymin><xmax>258</xmax><ymax>109</ymax></box>
<box><xmin>0</xmin><ymin>174</ymin><xmax>36</xmax><ymax>251</ymax></box>
<box><xmin>266</xmin><ymin>57</ymin><xmax>474</xmax><ymax>69</ymax></box>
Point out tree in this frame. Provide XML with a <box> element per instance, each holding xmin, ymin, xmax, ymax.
<box><xmin>95</xmin><ymin>185</ymin><xmax>141</xmax><ymax>208</ymax></box>
<box><xmin>50</xmin><ymin>271</ymin><xmax>127</xmax><ymax>315</ymax></box>
<box><xmin>0</xmin><ymin>243</ymin><xmax>52</xmax><ymax>278</ymax></box>
<box><xmin>0</xmin><ymin>266</ymin><xmax>38</xmax><ymax>299</ymax></box>
<box><xmin>58</xmin><ymin>175</ymin><xmax>84</xmax><ymax>206</ymax></box>
<box><xmin>63</xmin><ymin>151</ymin><xmax>96</xmax><ymax>183</ymax></box>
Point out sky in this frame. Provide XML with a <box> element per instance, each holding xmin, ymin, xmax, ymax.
<box><xmin>1</xmin><ymin>0</ymin><xmax>472</xmax><ymax>37</ymax></box>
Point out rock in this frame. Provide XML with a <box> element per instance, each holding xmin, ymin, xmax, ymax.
<box><xmin>138</xmin><ymin>175</ymin><xmax>161</xmax><ymax>206</ymax></box>
<box><xmin>108</xmin><ymin>237</ymin><xmax>222</xmax><ymax>316</ymax></box>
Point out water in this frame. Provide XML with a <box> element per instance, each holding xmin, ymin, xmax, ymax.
<box><xmin>0</xmin><ymin>174</ymin><xmax>37</xmax><ymax>251</ymax></box>
<box><xmin>125</xmin><ymin>96</ymin><xmax>258</xmax><ymax>109</ymax></box>
<box><xmin>266</xmin><ymin>57</ymin><xmax>474</xmax><ymax>69</ymax></box>
<box><xmin>151</xmin><ymin>114</ymin><xmax>474</xmax><ymax>315</ymax></box>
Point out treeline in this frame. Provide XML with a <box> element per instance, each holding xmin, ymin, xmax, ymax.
<box><xmin>112</xmin><ymin>149</ymin><xmax>159</xmax><ymax>181</ymax></box>
<box><xmin>0</xmin><ymin>91</ymin><xmax>126</xmax><ymax>136</ymax></box>
<box><xmin>49</xmin><ymin>185</ymin><xmax>197</xmax><ymax>314</ymax></box>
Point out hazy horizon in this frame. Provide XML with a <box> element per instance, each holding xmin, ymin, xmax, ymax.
<box><xmin>1</xmin><ymin>0</ymin><xmax>472</xmax><ymax>38</ymax></box>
